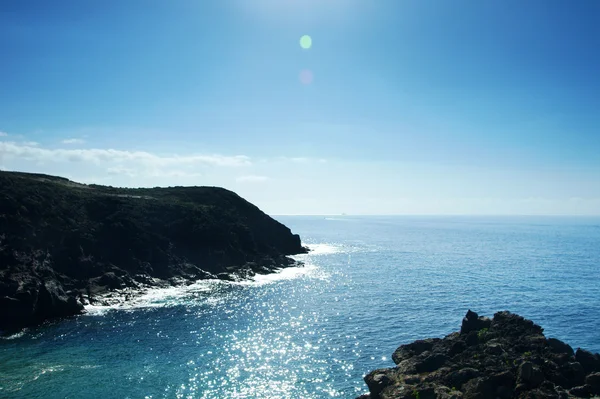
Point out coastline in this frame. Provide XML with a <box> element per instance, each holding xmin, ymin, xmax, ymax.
<box><xmin>0</xmin><ymin>255</ymin><xmax>306</xmax><ymax>336</ymax></box>
<box><xmin>0</xmin><ymin>171</ymin><xmax>309</xmax><ymax>331</ymax></box>
<box><xmin>81</xmin><ymin>255</ymin><xmax>306</xmax><ymax>311</ymax></box>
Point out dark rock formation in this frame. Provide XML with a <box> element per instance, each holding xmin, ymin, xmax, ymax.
<box><xmin>358</xmin><ymin>311</ymin><xmax>600</xmax><ymax>399</ymax></box>
<box><xmin>0</xmin><ymin>171</ymin><xmax>307</xmax><ymax>331</ymax></box>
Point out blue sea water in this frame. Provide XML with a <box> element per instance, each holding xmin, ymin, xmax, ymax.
<box><xmin>1</xmin><ymin>216</ymin><xmax>600</xmax><ymax>398</ymax></box>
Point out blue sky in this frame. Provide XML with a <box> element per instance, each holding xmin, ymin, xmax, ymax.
<box><xmin>1</xmin><ymin>0</ymin><xmax>599</xmax><ymax>215</ymax></box>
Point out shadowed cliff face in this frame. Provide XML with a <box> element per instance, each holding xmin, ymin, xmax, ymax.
<box><xmin>358</xmin><ymin>311</ymin><xmax>600</xmax><ymax>399</ymax></box>
<box><xmin>0</xmin><ymin>171</ymin><xmax>307</xmax><ymax>330</ymax></box>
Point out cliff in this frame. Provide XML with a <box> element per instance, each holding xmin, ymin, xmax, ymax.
<box><xmin>0</xmin><ymin>171</ymin><xmax>307</xmax><ymax>330</ymax></box>
<box><xmin>358</xmin><ymin>311</ymin><xmax>600</xmax><ymax>399</ymax></box>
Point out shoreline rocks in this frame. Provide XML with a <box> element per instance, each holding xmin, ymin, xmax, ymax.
<box><xmin>77</xmin><ymin>255</ymin><xmax>305</xmax><ymax>309</ymax></box>
<box><xmin>358</xmin><ymin>311</ymin><xmax>600</xmax><ymax>399</ymax></box>
<box><xmin>0</xmin><ymin>171</ymin><xmax>308</xmax><ymax>332</ymax></box>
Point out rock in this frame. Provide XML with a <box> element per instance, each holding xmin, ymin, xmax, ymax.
<box><xmin>491</xmin><ymin>311</ymin><xmax>544</xmax><ymax>338</ymax></box>
<box><xmin>485</xmin><ymin>342</ymin><xmax>504</xmax><ymax>355</ymax></box>
<box><xmin>90</xmin><ymin>272</ymin><xmax>125</xmax><ymax>290</ymax></box>
<box><xmin>585</xmin><ymin>372</ymin><xmax>600</xmax><ymax>394</ymax></box>
<box><xmin>416</xmin><ymin>353</ymin><xmax>449</xmax><ymax>373</ymax></box>
<box><xmin>35</xmin><ymin>280</ymin><xmax>83</xmax><ymax>324</ymax></box>
<box><xmin>435</xmin><ymin>385</ymin><xmax>464</xmax><ymax>399</ymax></box>
<box><xmin>364</xmin><ymin>369</ymin><xmax>395</xmax><ymax>398</ymax></box>
<box><xmin>0</xmin><ymin>296</ymin><xmax>34</xmax><ymax>330</ymax></box>
<box><xmin>464</xmin><ymin>331</ymin><xmax>479</xmax><ymax>346</ymax></box>
<box><xmin>449</xmin><ymin>341</ymin><xmax>467</xmax><ymax>356</ymax></box>
<box><xmin>446</xmin><ymin>368</ymin><xmax>481</xmax><ymax>389</ymax></box>
<box><xmin>547</xmin><ymin>338</ymin><xmax>575</xmax><ymax>356</ymax></box>
<box><xmin>412</xmin><ymin>386</ymin><xmax>436</xmax><ymax>399</ymax></box>
<box><xmin>404</xmin><ymin>375</ymin><xmax>421</xmax><ymax>384</ymax></box>
<box><xmin>196</xmin><ymin>270</ymin><xmax>218</xmax><ymax>280</ymax></box>
<box><xmin>560</xmin><ymin>362</ymin><xmax>586</xmax><ymax>387</ymax></box>
<box><xmin>576</xmin><ymin>349</ymin><xmax>600</xmax><ymax>374</ymax></box>
<box><xmin>518</xmin><ymin>361</ymin><xmax>545</xmax><ymax>388</ymax></box>
<box><xmin>236</xmin><ymin>267</ymin><xmax>256</xmax><ymax>279</ymax></box>
<box><xmin>460</xmin><ymin>310</ymin><xmax>492</xmax><ymax>334</ymax></box>
<box><xmin>569</xmin><ymin>384</ymin><xmax>593</xmax><ymax>397</ymax></box>
<box><xmin>355</xmin><ymin>311</ymin><xmax>600</xmax><ymax>399</ymax></box>
<box><xmin>462</xmin><ymin>376</ymin><xmax>495</xmax><ymax>399</ymax></box>
<box><xmin>133</xmin><ymin>273</ymin><xmax>155</xmax><ymax>285</ymax></box>
<box><xmin>495</xmin><ymin>385</ymin><xmax>512</xmax><ymax>399</ymax></box>
<box><xmin>392</xmin><ymin>339</ymin><xmax>439</xmax><ymax>364</ymax></box>
<box><xmin>489</xmin><ymin>370</ymin><xmax>515</xmax><ymax>389</ymax></box>
<box><xmin>216</xmin><ymin>273</ymin><xmax>237</xmax><ymax>282</ymax></box>
<box><xmin>396</xmin><ymin>359</ymin><xmax>418</xmax><ymax>375</ymax></box>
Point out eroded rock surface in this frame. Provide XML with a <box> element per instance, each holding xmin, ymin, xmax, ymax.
<box><xmin>0</xmin><ymin>171</ymin><xmax>307</xmax><ymax>330</ymax></box>
<box><xmin>358</xmin><ymin>311</ymin><xmax>600</xmax><ymax>399</ymax></box>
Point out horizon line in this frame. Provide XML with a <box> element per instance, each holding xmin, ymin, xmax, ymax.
<box><xmin>270</xmin><ymin>214</ymin><xmax>600</xmax><ymax>217</ymax></box>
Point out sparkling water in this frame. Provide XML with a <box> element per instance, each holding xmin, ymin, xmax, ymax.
<box><xmin>1</xmin><ymin>216</ymin><xmax>599</xmax><ymax>398</ymax></box>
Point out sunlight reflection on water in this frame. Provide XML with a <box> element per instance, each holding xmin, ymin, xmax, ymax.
<box><xmin>3</xmin><ymin>217</ymin><xmax>600</xmax><ymax>399</ymax></box>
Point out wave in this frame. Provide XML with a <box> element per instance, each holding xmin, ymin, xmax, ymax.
<box><xmin>0</xmin><ymin>330</ymin><xmax>27</xmax><ymax>340</ymax></box>
<box><xmin>84</xmin><ymin>279</ymin><xmax>221</xmax><ymax>315</ymax></box>
<box><xmin>32</xmin><ymin>365</ymin><xmax>66</xmax><ymax>381</ymax></box>
<box><xmin>84</xmin><ymin>255</ymin><xmax>331</xmax><ymax>315</ymax></box>
<box><xmin>237</xmin><ymin>263</ymin><xmax>329</xmax><ymax>286</ymax></box>
<box><xmin>5</xmin><ymin>243</ymin><xmax>341</xmax><ymax>321</ymax></box>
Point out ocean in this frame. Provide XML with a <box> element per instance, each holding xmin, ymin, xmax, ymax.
<box><xmin>1</xmin><ymin>216</ymin><xmax>599</xmax><ymax>398</ymax></box>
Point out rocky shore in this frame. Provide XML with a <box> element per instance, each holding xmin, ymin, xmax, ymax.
<box><xmin>0</xmin><ymin>171</ymin><xmax>307</xmax><ymax>331</ymax></box>
<box><xmin>358</xmin><ymin>311</ymin><xmax>600</xmax><ymax>399</ymax></box>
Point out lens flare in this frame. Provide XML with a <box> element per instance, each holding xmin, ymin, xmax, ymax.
<box><xmin>299</xmin><ymin>69</ymin><xmax>313</xmax><ymax>85</ymax></box>
<box><xmin>300</xmin><ymin>35</ymin><xmax>312</xmax><ymax>49</ymax></box>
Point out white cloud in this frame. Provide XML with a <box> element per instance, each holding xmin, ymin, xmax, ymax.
<box><xmin>289</xmin><ymin>157</ymin><xmax>309</xmax><ymax>163</ymax></box>
<box><xmin>150</xmin><ymin>170</ymin><xmax>203</xmax><ymax>178</ymax></box>
<box><xmin>0</xmin><ymin>141</ymin><xmax>249</xmax><ymax>186</ymax></box>
<box><xmin>106</xmin><ymin>166</ymin><xmax>139</xmax><ymax>177</ymax></box>
<box><xmin>0</xmin><ymin>141</ymin><xmax>251</xmax><ymax>167</ymax></box>
<box><xmin>62</xmin><ymin>138</ymin><xmax>85</xmax><ymax>145</ymax></box>
<box><xmin>0</xmin><ymin>131</ymin><xmax>7</xmax><ymax>137</ymax></box>
<box><xmin>278</xmin><ymin>156</ymin><xmax>327</xmax><ymax>164</ymax></box>
<box><xmin>22</xmin><ymin>141</ymin><xmax>40</xmax><ymax>146</ymax></box>
<box><xmin>106</xmin><ymin>166</ymin><xmax>202</xmax><ymax>179</ymax></box>
<box><xmin>236</xmin><ymin>175</ymin><xmax>269</xmax><ymax>183</ymax></box>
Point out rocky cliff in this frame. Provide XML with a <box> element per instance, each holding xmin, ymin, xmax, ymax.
<box><xmin>0</xmin><ymin>171</ymin><xmax>307</xmax><ymax>331</ymax></box>
<box><xmin>358</xmin><ymin>311</ymin><xmax>600</xmax><ymax>399</ymax></box>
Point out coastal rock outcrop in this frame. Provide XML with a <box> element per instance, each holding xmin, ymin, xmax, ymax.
<box><xmin>0</xmin><ymin>171</ymin><xmax>308</xmax><ymax>331</ymax></box>
<box><xmin>358</xmin><ymin>311</ymin><xmax>600</xmax><ymax>399</ymax></box>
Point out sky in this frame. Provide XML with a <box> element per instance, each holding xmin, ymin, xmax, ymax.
<box><xmin>1</xmin><ymin>0</ymin><xmax>599</xmax><ymax>215</ymax></box>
